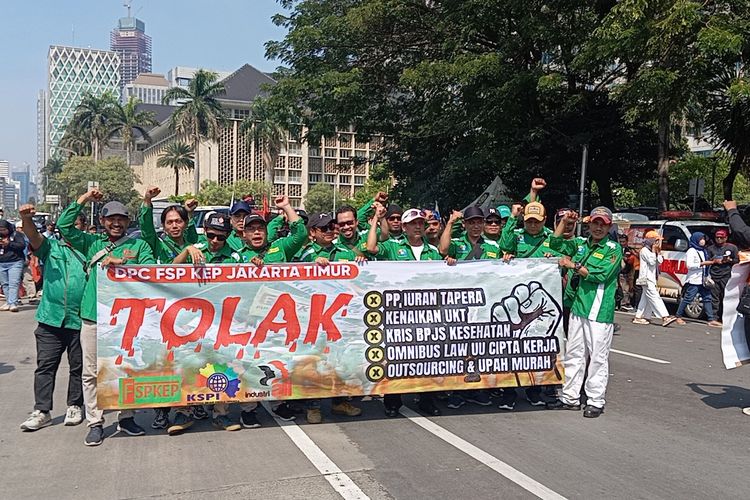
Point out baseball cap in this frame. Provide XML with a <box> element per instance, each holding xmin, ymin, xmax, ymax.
<box><xmin>401</xmin><ymin>208</ymin><xmax>426</xmax><ymax>224</ymax></box>
<box><xmin>496</xmin><ymin>205</ymin><xmax>511</xmax><ymax>219</ymax></box>
<box><xmin>589</xmin><ymin>206</ymin><xmax>613</xmax><ymax>224</ymax></box>
<box><xmin>485</xmin><ymin>207</ymin><xmax>502</xmax><ymax>220</ymax></box>
<box><xmin>524</xmin><ymin>202</ymin><xmax>545</xmax><ymax>221</ymax></box>
<box><xmin>463</xmin><ymin>206</ymin><xmax>485</xmax><ymax>220</ymax></box>
<box><xmin>204</xmin><ymin>212</ymin><xmax>231</xmax><ymax>232</ymax></box>
<box><xmin>100</xmin><ymin>201</ymin><xmax>129</xmax><ymax>218</ymax></box>
<box><xmin>715</xmin><ymin>229</ymin><xmax>728</xmax><ymax>238</ymax></box>
<box><xmin>243</xmin><ymin>214</ymin><xmax>267</xmax><ymax>228</ymax></box>
<box><xmin>308</xmin><ymin>213</ymin><xmax>335</xmax><ymax>229</ymax></box>
<box><xmin>386</xmin><ymin>204</ymin><xmax>403</xmax><ymax>219</ymax></box>
<box><xmin>644</xmin><ymin>230</ymin><xmax>664</xmax><ymax>240</ymax></box>
<box><xmin>295</xmin><ymin>209</ymin><xmax>309</xmax><ymax>224</ymax></box>
<box><xmin>230</xmin><ymin>201</ymin><xmax>251</xmax><ymax>215</ymax></box>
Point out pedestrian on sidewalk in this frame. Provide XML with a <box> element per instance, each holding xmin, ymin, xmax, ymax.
<box><xmin>17</xmin><ymin>204</ymin><xmax>86</xmax><ymax>432</ymax></box>
<box><xmin>632</xmin><ymin>231</ymin><xmax>677</xmax><ymax>327</ymax></box>
<box><xmin>675</xmin><ymin>232</ymin><xmax>721</xmax><ymax>327</ymax></box>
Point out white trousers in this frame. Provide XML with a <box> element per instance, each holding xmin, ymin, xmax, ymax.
<box><xmin>81</xmin><ymin>320</ymin><xmax>133</xmax><ymax>426</ymax></box>
<box><xmin>636</xmin><ymin>281</ymin><xmax>669</xmax><ymax>319</ymax></box>
<box><xmin>562</xmin><ymin>315</ymin><xmax>613</xmax><ymax>409</ymax></box>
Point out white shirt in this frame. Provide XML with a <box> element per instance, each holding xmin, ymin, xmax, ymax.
<box><xmin>685</xmin><ymin>247</ymin><xmax>705</xmax><ymax>285</ymax></box>
<box><xmin>638</xmin><ymin>246</ymin><xmax>663</xmax><ymax>284</ymax></box>
<box><xmin>410</xmin><ymin>244</ymin><xmax>424</xmax><ymax>260</ymax></box>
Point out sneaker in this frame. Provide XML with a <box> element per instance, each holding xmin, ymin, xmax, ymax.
<box><xmin>20</xmin><ymin>410</ymin><xmax>51</xmax><ymax>431</ymax></box>
<box><xmin>212</xmin><ymin>415</ymin><xmax>241</xmax><ymax>431</ymax></box>
<box><xmin>117</xmin><ymin>417</ymin><xmax>146</xmax><ymax>436</ymax></box>
<box><xmin>151</xmin><ymin>408</ymin><xmax>169</xmax><ymax>429</ymax></box>
<box><xmin>583</xmin><ymin>405</ymin><xmax>604</xmax><ymax>418</ymax></box>
<box><xmin>0</xmin><ymin>304</ymin><xmax>9</xmax><ymax>311</ymax></box>
<box><xmin>240</xmin><ymin>410</ymin><xmax>261</xmax><ymax>428</ymax></box>
<box><xmin>526</xmin><ymin>394</ymin><xmax>546</xmax><ymax>407</ymax></box>
<box><xmin>742</xmin><ymin>407</ymin><xmax>750</xmax><ymax>416</ymax></box>
<box><xmin>546</xmin><ymin>399</ymin><xmax>581</xmax><ymax>411</ymax></box>
<box><xmin>28</xmin><ymin>298</ymin><xmax>39</xmax><ymax>305</ymax></box>
<box><xmin>272</xmin><ymin>403</ymin><xmax>297</xmax><ymax>421</ymax></box>
<box><xmin>498</xmin><ymin>401</ymin><xmax>516</xmax><ymax>411</ymax></box>
<box><xmin>8</xmin><ymin>304</ymin><xmax>18</xmax><ymax>312</ymax></box>
<box><xmin>465</xmin><ymin>391</ymin><xmax>492</xmax><ymax>406</ymax></box>
<box><xmin>708</xmin><ymin>320</ymin><xmax>723</xmax><ymax>328</ymax></box>
<box><xmin>306</xmin><ymin>408</ymin><xmax>323</xmax><ymax>424</ymax></box>
<box><xmin>84</xmin><ymin>425</ymin><xmax>104</xmax><ymax>446</ymax></box>
<box><xmin>64</xmin><ymin>405</ymin><xmax>84</xmax><ymax>426</ymax></box>
<box><xmin>384</xmin><ymin>406</ymin><xmax>400</xmax><ymax>418</ymax></box>
<box><xmin>621</xmin><ymin>304</ymin><xmax>634</xmax><ymax>312</ymax></box>
<box><xmin>446</xmin><ymin>394</ymin><xmax>465</xmax><ymax>409</ymax></box>
<box><xmin>417</xmin><ymin>399</ymin><xmax>441</xmax><ymax>416</ymax></box>
<box><xmin>331</xmin><ymin>401</ymin><xmax>362</xmax><ymax>417</ymax></box>
<box><xmin>167</xmin><ymin>412</ymin><xmax>194</xmax><ymax>435</ymax></box>
<box><xmin>191</xmin><ymin>405</ymin><xmax>209</xmax><ymax>420</ymax></box>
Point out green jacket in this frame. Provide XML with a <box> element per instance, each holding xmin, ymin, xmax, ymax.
<box><xmin>236</xmin><ymin>218</ymin><xmax>308</xmax><ymax>263</ymax></box>
<box><xmin>300</xmin><ymin>241</ymin><xmax>358</xmax><ymax>262</ymax></box>
<box><xmin>57</xmin><ymin>202</ymin><xmax>155</xmax><ymax>322</ymax></box>
<box><xmin>370</xmin><ymin>238</ymin><xmax>442</xmax><ymax>261</ymax></box>
<box><xmin>334</xmin><ymin>230</ymin><xmax>368</xmax><ymax>255</ymax></box>
<box><xmin>499</xmin><ymin>216</ymin><xmax>553</xmax><ymax>257</ymax></box>
<box><xmin>137</xmin><ymin>204</ymin><xmax>198</xmax><ymax>263</ymax></box>
<box><xmin>549</xmin><ymin>235</ymin><xmax>622</xmax><ymax>324</ymax></box>
<box><xmin>226</xmin><ymin>231</ymin><xmax>245</xmax><ymax>252</ymax></box>
<box><xmin>193</xmin><ymin>241</ymin><xmax>241</xmax><ymax>263</ymax></box>
<box><xmin>447</xmin><ymin>233</ymin><xmax>501</xmax><ymax>260</ymax></box>
<box><xmin>33</xmin><ymin>237</ymin><xmax>87</xmax><ymax>330</ymax></box>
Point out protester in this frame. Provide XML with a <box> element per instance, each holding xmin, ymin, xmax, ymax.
<box><xmin>57</xmin><ymin>188</ymin><xmax>156</xmax><ymax>446</ymax></box>
<box><xmin>226</xmin><ymin>200</ymin><xmax>252</xmax><ymax>252</ymax></box>
<box><xmin>42</xmin><ymin>223</ymin><xmax>57</xmax><ymax>240</ymax></box>
<box><xmin>18</xmin><ymin>204</ymin><xmax>85</xmax><ymax>432</ymax></box>
<box><xmin>383</xmin><ymin>204</ymin><xmax>404</xmax><ymax>242</ymax></box>
<box><xmin>333</xmin><ymin>205</ymin><xmax>370</xmax><ymax>254</ymax></box>
<box><xmin>706</xmin><ymin>229</ymin><xmax>739</xmax><ymax>320</ymax></box>
<box><xmin>16</xmin><ymin>225</ymin><xmax>39</xmax><ymax>304</ymax></box>
<box><xmin>482</xmin><ymin>206</ymin><xmax>509</xmax><ymax>242</ymax></box>
<box><xmin>423</xmin><ymin>209</ymin><xmax>443</xmax><ymax>247</ymax></box>
<box><xmin>237</xmin><ymin>196</ymin><xmax>308</xmax><ymax>264</ymax></box>
<box><xmin>618</xmin><ymin>234</ymin><xmax>635</xmax><ymax>312</ymax></box>
<box><xmin>632</xmin><ymin>230</ymin><xmax>677</xmax><ymax>327</ymax></box>
<box><xmin>0</xmin><ymin>218</ymin><xmax>27</xmax><ymax>312</ymax></box>
<box><xmin>547</xmin><ymin>207</ymin><xmax>622</xmax><ymax>418</ymax></box>
<box><xmin>675</xmin><ymin>232</ymin><xmax>721</xmax><ymax>327</ymax></box>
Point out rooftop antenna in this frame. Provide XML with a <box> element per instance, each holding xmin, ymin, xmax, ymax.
<box><xmin>124</xmin><ymin>0</ymin><xmax>131</xmax><ymax>17</ymax></box>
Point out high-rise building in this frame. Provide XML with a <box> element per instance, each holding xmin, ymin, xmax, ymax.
<box><xmin>166</xmin><ymin>66</ymin><xmax>232</xmax><ymax>92</ymax></box>
<box><xmin>12</xmin><ymin>166</ymin><xmax>31</xmax><ymax>205</ymax></box>
<box><xmin>47</xmin><ymin>45</ymin><xmax>120</xmax><ymax>158</ymax></box>
<box><xmin>0</xmin><ymin>160</ymin><xmax>9</xmax><ymax>180</ymax></box>
<box><xmin>124</xmin><ymin>73</ymin><xmax>169</xmax><ymax>104</ymax></box>
<box><xmin>37</xmin><ymin>90</ymin><xmax>48</xmax><ymax>174</ymax></box>
<box><xmin>110</xmin><ymin>9</ymin><xmax>152</xmax><ymax>94</ymax></box>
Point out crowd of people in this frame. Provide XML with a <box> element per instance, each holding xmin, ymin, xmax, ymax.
<box><xmin>1</xmin><ymin>177</ymin><xmax>745</xmax><ymax>447</ymax></box>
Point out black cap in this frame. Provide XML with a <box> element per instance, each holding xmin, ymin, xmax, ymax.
<box><xmin>385</xmin><ymin>204</ymin><xmax>403</xmax><ymax>218</ymax></box>
<box><xmin>101</xmin><ymin>201</ymin><xmax>129</xmax><ymax>218</ymax></box>
<box><xmin>295</xmin><ymin>209</ymin><xmax>309</xmax><ymax>224</ymax></box>
<box><xmin>230</xmin><ymin>201</ymin><xmax>251</xmax><ymax>215</ymax></box>
<box><xmin>463</xmin><ymin>206</ymin><xmax>485</xmax><ymax>220</ymax></box>
<box><xmin>485</xmin><ymin>207</ymin><xmax>501</xmax><ymax>220</ymax></box>
<box><xmin>308</xmin><ymin>213</ymin><xmax>335</xmax><ymax>229</ymax></box>
<box><xmin>243</xmin><ymin>214</ymin><xmax>267</xmax><ymax>227</ymax></box>
<box><xmin>204</xmin><ymin>212</ymin><xmax>231</xmax><ymax>232</ymax></box>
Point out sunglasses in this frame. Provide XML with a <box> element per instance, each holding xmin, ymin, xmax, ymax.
<box><xmin>485</xmin><ymin>219</ymin><xmax>502</xmax><ymax>225</ymax></box>
<box><xmin>317</xmin><ymin>223</ymin><xmax>337</xmax><ymax>232</ymax></box>
<box><xmin>205</xmin><ymin>232</ymin><xmax>227</xmax><ymax>241</ymax></box>
<box><xmin>337</xmin><ymin>220</ymin><xmax>357</xmax><ymax>227</ymax></box>
<box><xmin>387</xmin><ymin>216</ymin><xmax>402</xmax><ymax>222</ymax></box>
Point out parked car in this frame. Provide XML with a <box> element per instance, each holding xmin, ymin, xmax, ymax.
<box><xmin>192</xmin><ymin>206</ymin><xmax>230</xmax><ymax>234</ymax></box>
<box><xmin>623</xmin><ymin>219</ymin><xmax>729</xmax><ymax>319</ymax></box>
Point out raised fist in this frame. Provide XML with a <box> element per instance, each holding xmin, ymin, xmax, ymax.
<box><xmin>511</xmin><ymin>204</ymin><xmax>524</xmax><ymax>217</ymax></box>
<box><xmin>373</xmin><ymin>202</ymin><xmax>387</xmax><ymax>220</ymax></box>
<box><xmin>375</xmin><ymin>191</ymin><xmax>388</xmax><ymax>204</ymax></box>
<box><xmin>531</xmin><ymin>178</ymin><xmax>547</xmax><ymax>191</ymax></box>
<box><xmin>19</xmin><ymin>204</ymin><xmax>36</xmax><ymax>218</ymax></box>
<box><xmin>274</xmin><ymin>195</ymin><xmax>290</xmax><ymax>208</ymax></box>
<box><xmin>449</xmin><ymin>210</ymin><xmax>463</xmax><ymax>224</ymax></box>
<box><xmin>491</xmin><ymin>282</ymin><xmax>562</xmax><ymax>339</ymax></box>
<box><xmin>184</xmin><ymin>198</ymin><xmax>198</xmax><ymax>212</ymax></box>
<box><xmin>144</xmin><ymin>186</ymin><xmax>161</xmax><ymax>201</ymax></box>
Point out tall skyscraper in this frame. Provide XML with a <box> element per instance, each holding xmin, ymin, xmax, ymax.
<box><xmin>111</xmin><ymin>3</ymin><xmax>152</xmax><ymax>95</ymax></box>
<box><xmin>0</xmin><ymin>160</ymin><xmax>9</xmax><ymax>181</ymax></box>
<box><xmin>47</xmin><ymin>46</ymin><xmax>120</xmax><ymax>158</ymax></box>
<box><xmin>37</xmin><ymin>90</ymin><xmax>48</xmax><ymax>173</ymax></box>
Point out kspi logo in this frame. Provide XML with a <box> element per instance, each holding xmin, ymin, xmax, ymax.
<box><xmin>188</xmin><ymin>363</ymin><xmax>241</xmax><ymax>402</ymax></box>
<box><xmin>119</xmin><ymin>376</ymin><xmax>182</xmax><ymax>405</ymax></box>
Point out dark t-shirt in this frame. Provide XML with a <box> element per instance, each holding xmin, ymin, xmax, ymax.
<box><xmin>707</xmin><ymin>243</ymin><xmax>739</xmax><ymax>279</ymax></box>
<box><xmin>0</xmin><ymin>231</ymin><xmax>26</xmax><ymax>263</ymax></box>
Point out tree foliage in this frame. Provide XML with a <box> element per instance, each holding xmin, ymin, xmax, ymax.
<box><xmin>55</xmin><ymin>156</ymin><xmax>140</xmax><ymax>207</ymax></box>
<box><xmin>195</xmin><ymin>180</ymin><xmax>272</xmax><ymax>206</ymax></box>
<box><xmin>157</xmin><ymin>142</ymin><xmax>195</xmax><ymax>196</ymax></box>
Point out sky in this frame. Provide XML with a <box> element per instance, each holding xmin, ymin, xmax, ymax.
<box><xmin>0</xmin><ymin>0</ymin><xmax>289</xmax><ymax>174</ymax></box>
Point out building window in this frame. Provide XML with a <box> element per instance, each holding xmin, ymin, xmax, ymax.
<box><xmin>325</xmin><ymin>148</ymin><xmax>337</xmax><ymax>158</ymax></box>
<box><xmin>354</xmin><ymin>176</ymin><xmax>366</xmax><ymax>185</ymax></box>
<box><xmin>308</xmin><ymin>158</ymin><xmax>322</xmax><ymax>172</ymax></box>
<box><xmin>290</xmin><ymin>197</ymin><xmax>301</xmax><ymax>208</ymax></box>
<box><xmin>339</xmin><ymin>175</ymin><xmax>351</xmax><ymax>184</ymax></box>
<box><xmin>274</xmin><ymin>169</ymin><xmax>286</xmax><ymax>182</ymax></box>
<box><xmin>232</xmin><ymin>109</ymin><xmax>250</xmax><ymax>120</ymax></box>
<box><xmin>288</xmin><ymin>170</ymin><xmax>301</xmax><ymax>183</ymax></box>
<box><xmin>287</xmin><ymin>141</ymin><xmax>302</xmax><ymax>156</ymax></box>
<box><xmin>340</xmin><ymin>149</ymin><xmax>351</xmax><ymax>158</ymax></box>
<box><xmin>324</xmin><ymin>174</ymin><xmax>336</xmax><ymax>184</ymax></box>
<box><xmin>309</xmin><ymin>174</ymin><xmax>321</xmax><ymax>184</ymax></box>
<box><xmin>308</xmin><ymin>147</ymin><xmax>321</xmax><ymax>157</ymax></box>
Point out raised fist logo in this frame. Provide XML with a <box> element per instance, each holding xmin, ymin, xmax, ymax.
<box><xmin>490</xmin><ymin>282</ymin><xmax>562</xmax><ymax>338</ymax></box>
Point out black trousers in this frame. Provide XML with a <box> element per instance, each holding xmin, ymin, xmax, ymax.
<box><xmin>711</xmin><ymin>275</ymin><xmax>730</xmax><ymax>320</ymax></box>
<box><xmin>384</xmin><ymin>392</ymin><xmax>435</xmax><ymax>410</ymax></box>
<box><xmin>34</xmin><ymin>323</ymin><xmax>83</xmax><ymax>412</ymax></box>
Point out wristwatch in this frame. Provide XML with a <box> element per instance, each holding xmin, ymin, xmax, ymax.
<box><xmin>574</xmin><ymin>262</ymin><xmax>583</xmax><ymax>273</ymax></box>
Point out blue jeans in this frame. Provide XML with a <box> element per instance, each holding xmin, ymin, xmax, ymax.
<box><xmin>0</xmin><ymin>260</ymin><xmax>24</xmax><ymax>306</ymax></box>
<box><xmin>676</xmin><ymin>283</ymin><xmax>715</xmax><ymax>321</ymax></box>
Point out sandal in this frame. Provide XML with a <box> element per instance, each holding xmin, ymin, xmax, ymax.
<box><xmin>662</xmin><ymin>316</ymin><xmax>677</xmax><ymax>327</ymax></box>
<box><xmin>674</xmin><ymin>318</ymin><xmax>686</xmax><ymax>325</ymax></box>
<box><xmin>632</xmin><ymin>318</ymin><xmax>650</xmax><ymax>325</ymax></box>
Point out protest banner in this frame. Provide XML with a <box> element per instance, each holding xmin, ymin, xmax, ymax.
<box><xmin>720</xmin><ymin>256</ymin><xmax>750</xmax><ymax>369</ymax></box>
<box><xmin>97</xmin><ymin>259</ymin><xmax>566</xmax><ymax>409</ymax></box>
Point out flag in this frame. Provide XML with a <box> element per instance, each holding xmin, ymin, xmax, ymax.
<box><xmin>462</xmin><ymin>176</ymin><xmax>514</xmax><ymax>213</ymax></box>
<box><xmin>262</xmin><ymin>195</ymin><xmax>269</xmax><ymax>216</ymax></box>
<box><xmin>433</xmin><ymin>200</ymin><xmax>442</xmax><ymax>223</ymax></box>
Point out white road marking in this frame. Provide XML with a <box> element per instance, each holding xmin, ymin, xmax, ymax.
<box><xmin>399</xmin><ymin>406</ymin><xmax>567</xmax><ymax>500</ymax></box>
<box><xmin>611</xmin><ymin>348</ymin><xmax>671</xmax><ymax>364</ymax></box>
<box><xmin>262</xmin><ymin>402</ymin><xmax>370</xmax><ymax>500</ymax></box>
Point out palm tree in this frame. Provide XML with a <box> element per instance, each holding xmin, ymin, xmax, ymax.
<box><xmin>66</xmin><ymin>91</ymin><xmax>118</xmax><ymax>161</ymax></box>
<box><xmin>239</xmin><ymin>98</ymin><xmax>288</xmax><ymax>186</ymax></box>
<box><xmin>58</xmin><ymin>121</ymin><xmax>92</xmax><ymax>157</ymax></box>
<box><xmin>162</xmin><ymin>70</ymin><xmax>226</xmax><ymax>195</ymax></box>
<box><xmin>157</xmin><ymin>142</ymin><xmax>195</xmax><ymax>196</ymax></box>
<box><xmin>704</xmin><ymin>67</ymin><xmax>750</xmax><ymax>200</ymax></box>
<box><xmin>110</xmin><ymin>96</ymin><xmax>158</xmax><ymax>166</ymax></box>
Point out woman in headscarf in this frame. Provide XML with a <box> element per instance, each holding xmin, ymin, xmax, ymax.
<box><xmin>675</xmin><ymin>231</ymin><xmax>721</xmax><ymax>327</ymax></box>
<box><xmin>0</xmin><ymin>219</ymin><xmax>28</xmax><ymax>312</ymax></box>
<box><xmin>632</xmin><ymin>230</ymin><xmax>677</xmax><ymax>327</ymax></box>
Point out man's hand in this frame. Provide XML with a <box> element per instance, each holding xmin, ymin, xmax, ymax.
<box><xmin>375</xmin><ymin>191</ymin><xmax>388</xmax><ymax>204</ymax></box>
<box><xmin>100</xmin><ymin>255</ymin><xmax>126</xmax><ymax>267</ymax></box>
<box><xmin>724</xmin><ymin>200</ymin><xmax>738</xmax><ymax>211</ymax></box>
<box><xmin>144</xmin><ymin>186</ymin><xmax>161</xmax><ymax>202</ymax></box>
<box><xmin>448</xmin><ymin>210</ymin><xmax>463</xmax><ymax>225</ymax></box>
<box><xmin>502</xmin><ymin>252</ymin><xmax>514</xmax><ymax>263</ymax></box>
<box><xmin>491</xmin><ymin>282</ymin><xmax>562</xmax><ymax>339</ymax></box>
<box><xmin>315</xmin><ymin>256</ymin><xmax>330</xmax><ymax>267</ymax></box>
<box><xmin>275</xmin><ymin>195</ymin><xmax>290</xmax><ymax>209</ymax></box>
<box><xmin>355</xmin><ymin>255</ymin><xmax>367</xmax><ymax>265</ymax></box>
<box><xmin>561</xmin><ymin>210</ymin><xmax>579</xmax><ymax>224</ymax></box>
<box><xmin>18</xmin><ymin>204</ymin><xmax>35</xmax><ymax>219</ymax></box>
<box><xmin>78</xmin><ymin>188</ymin><xmax>103</xmax><ymax>205</ymax></box>
<box><xmin>445</xmin><ymin>256</ymin><xmax>457</xmax><ymax>266</ymax></box>
<box><xmin>511</xmin><ymin>204</ymin><xmax>524</xmax><ymax>217</ymax></box>
<box><xmin>184</xmin><ymin>198</ymin><xmax>198</xmax><ymax>214</ymax></box>
<box><xmin>250</xmin><ymin>256</ymin><xmax>264</xmax><ymax>268</ymax></box>
<box><xmin>558</xmin><ymin>256</ymin><xmax>575</xmax><ymax>270</ymax></box>
<box><xmin>373</xmin><ymin>202</ymin><xmax>387</xmax><ymax>221</ymax></box>
<box><xmin>186</xmin><ymin>246</ymin><xmax>205</xmax><ymax>265</ymax></box>
<box><xmin>531</xmin><ymin>178</ymin><xmax>547</xmax><ymax>192</ymax></box>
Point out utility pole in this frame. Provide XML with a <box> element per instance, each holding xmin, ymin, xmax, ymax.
<box><xmin>577</xmin><ymin>144</ymin><xmax>588</xmax><ymax>236</ymax></box>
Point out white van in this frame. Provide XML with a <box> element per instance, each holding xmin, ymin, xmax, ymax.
<box><xmin>623</xmin><ymin>219</ymin><xmax>729</xmax><ymax>318</ymax></box>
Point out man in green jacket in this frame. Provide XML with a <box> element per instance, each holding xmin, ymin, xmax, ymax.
<box><xmin>138</xmin><ymin>186</ymin><xmax>199</xmax><ymax>264</ymax></box>
<box><xmin>237</xmin><ymin>196</ymin><xmax>308</xmax><ymax>264</ymax></box>
<box><xmin>18</xmin><ymin>204</ymin><xmax>86</xmax><ymax>432</ymax></box>
<box><xmin>57</xmin><ymin>188</ymin><xmax>155</xmax><ymax>446</ymax></box>
<box><xmin>547</xmin><ymin>207</ymin><xmax>623</xmax><ymax>418</ymax></box>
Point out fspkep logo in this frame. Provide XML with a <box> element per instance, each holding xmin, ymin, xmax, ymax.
<box><xmin>189</xmin><ymin>363</ymin><xmax>241</xmax><ymax>403</ymax></box>
<box><xmin>119</xmin><ymin>376</ymin><xmax>182</xmax><ymax>405</ymax></box>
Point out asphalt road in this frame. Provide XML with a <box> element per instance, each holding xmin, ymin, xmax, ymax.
<box><xmin>1</xmin><ymin>306</ymin><xmax>748</xmax><ymax>499</ymax></box>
